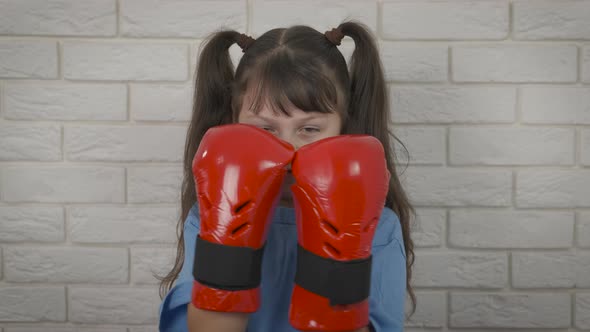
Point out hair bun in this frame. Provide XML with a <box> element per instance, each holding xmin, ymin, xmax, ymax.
<box><xmin>237</xmin><ymin>33</ymin><xmax>255</xmax><ymax>52</ymax></box>
<box><xmin>324</xmin><ymin>28</ymin><xmax>345</xmax><ymax>46</ymax></box>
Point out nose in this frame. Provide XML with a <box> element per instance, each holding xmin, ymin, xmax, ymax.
<box><xmin>278</xmin><ymin>132</ymin><xmax>300</xmax><ymax>150</ymax></box>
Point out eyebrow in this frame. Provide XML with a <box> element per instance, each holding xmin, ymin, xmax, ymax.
<box><xmin>251</xmin><ymin>113</ymin><xmax>324</xmax><ymax>123</ymax></box>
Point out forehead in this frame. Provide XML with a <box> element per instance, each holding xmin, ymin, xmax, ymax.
<box><xmin>240</xmin><ymin>100</ymin><xmax>319</xmax><ymax>120</ymax></box>
<box><xmin>235</xmin><ymin>62</ymin><xmax>343</xmax><ymax>117</ymax></box>
<box><xmin>238</xmin><ymin>88</ymin><xmax>294</xmax><ymax>116</ymax></box>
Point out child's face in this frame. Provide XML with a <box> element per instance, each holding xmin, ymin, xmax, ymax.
<box><xmin>237</xmin><ymin>97</ymin><xmax>342</xmax><ymax>206</ymax></box>
<box><xmin>237</xmin><ymin>103</ymin><xmax>342</xmax><ymax>150</ymax></box>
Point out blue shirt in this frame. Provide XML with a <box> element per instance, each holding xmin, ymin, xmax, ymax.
<box><xmin>159</xmin><ymin>204</ymin><xmax>406</xmax><ymax>331</ymax></box>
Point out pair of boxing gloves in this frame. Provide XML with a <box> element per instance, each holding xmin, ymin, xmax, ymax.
<box><xmin>191</xmin><ymin>123</ymin><xmax>390</xmax><ymax>331</ymax></box>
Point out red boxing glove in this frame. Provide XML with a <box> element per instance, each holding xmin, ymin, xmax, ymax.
<box><xmin>289</xmin><ymin>135</ymin><xmax>390</xmax><ymax>331</ymax></box>
<box><xmin>191</xmin><ymin>123</ymin><xmax>294</xmax><ymax>312</ymax></box>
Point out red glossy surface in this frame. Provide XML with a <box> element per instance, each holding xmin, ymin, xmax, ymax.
<box><xmin>191</xmin><ymin>123</ymin><xmax>294</xmax><ymax>312</ymax></box>
<box><xmin>289</xmin><ymin>135</ymin><xmax>390</xmax><ymax>331</ymax></box>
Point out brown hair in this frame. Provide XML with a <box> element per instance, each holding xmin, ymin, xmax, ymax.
<box><xmin>158</xmin><ymin>21</ymin><xmax>416</xmax><ymax>314</ymax></box>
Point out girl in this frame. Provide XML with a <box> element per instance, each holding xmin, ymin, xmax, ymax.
<box><xmin>158</xmin><ymin>21</ymin><xmax>415</xmax><ymax>332</ymax></box>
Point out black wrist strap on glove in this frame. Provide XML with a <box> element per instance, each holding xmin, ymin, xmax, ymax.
<box><xmin>294</xmin><ymin>244</ymin><xmax>372</xmax><ymax>306</ymax></box>
<box><xmin>193</xmin><ymin>235</ymin><xmax>265</xmax><ymax>291</ymax></box>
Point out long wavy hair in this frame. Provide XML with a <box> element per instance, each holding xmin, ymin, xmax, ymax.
<box><xmin>158</xmin><ymin>21</ymin><xmax>416</xmax><ymax>314</ymax></box>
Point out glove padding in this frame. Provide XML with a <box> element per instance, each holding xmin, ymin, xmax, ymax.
<box><xmin>289</xmin><ymin>135</ymin><xmax>390</xmax><ymax>331</ymax></box>
<box><xmin>191</xmin><ymin>123</ymin><xmax>295</xmax><ymax>312</ymax></box>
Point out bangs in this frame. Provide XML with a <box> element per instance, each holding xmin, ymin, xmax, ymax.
<box><xmin>244</xmin><ymin>52</ymin><xmax>342</xmax><ymax>116</ymax></box>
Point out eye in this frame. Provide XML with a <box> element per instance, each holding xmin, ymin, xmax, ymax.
<box><xmin>260</xmin><ymin>126</ymin><xmax>276</xmax><ymax>133</ymax></box>
<box><xmin>300</xmin><ymin>126</ymin><xmax>320</xmax><ymax>134</ymax></box>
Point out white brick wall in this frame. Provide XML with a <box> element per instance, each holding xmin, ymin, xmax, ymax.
<box><xmin>69</xmin><ymin>287</ymin><xmax>160</xmax><ymax>324</ymax></box>
<box><xmin>452</xmin><ymin>45</ymin><xmax>578</xmax><ymax>82</ymax></box>
<box><xmin>121</xmin><ymin>0</ymin><xmax>246</xmax><ymax>38</ymax></box>
<box><xmin>382</xmin><ymin>1</ymin><xmax>509</xmax><ymax>40</ymax></box>
<box><xmin>450</xmin><ymin>293</ymin><xmax>571</xmax><ymax>328</ymax></box>
<box><xmin>381</xmin><ymin>44</ymin><xmax>448</xmax><ymax>82</ymax></box>
<box><xmin>0</xmin><ymin>41</ymin><xmax>58</xmax><ymax>78</ymax></box>
<box><xmin>4</xmin><ymin>247</ymin><xmax>128</xmax><ymax>283</ymax></box>
<box><xmin>0</xmin><ymin>0</ymin><xmax>116</xmax><ymax>36</ymax></box>
<box><xmin>4</xmin><ymin>83</ymin><xmax>128</xmax><ymax>121</ymax></box>
<box><xmin>521</xmin><ymin>86</ymin><xmax>590</xmax><ymax>124</ymax></box>
<box><xmin>513</xmin><ymin>0</ymin><xmax>590</xmax><ymax>40</ymax></box>
<box><xmin>0</xmin><ymin>0</ymin><xmax>589</xmax><ymax>330</ymax></box>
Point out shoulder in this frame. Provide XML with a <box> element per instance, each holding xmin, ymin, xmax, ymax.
<box><xmin>372</xmin><ymin>207</ymin><xmax>405</xmax><ymax>257</ymax></box>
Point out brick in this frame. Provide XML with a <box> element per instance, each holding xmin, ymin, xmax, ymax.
<box><xmin>0</xmin><ymin>0</ymin><xmax>115</xmax><ymax>36</ymax></box>
<box><xmin>452</xmin><ymin>45</ymin><xmax>577</xmax><ymax>82</ymax></box>
<box><xmin>4</xmin><ymin>247</ymin><xmax>127</xmax><ymax>283</ymax></box>
<box><xmin>579</xmin><ymin>212</ymin><xmax>590</xmax><ymax>248</ymax></box>
<box><xmin>121</xmin><ymin>0</ymin><xmax>245</xmax><ymax>38</ymax></box>
<box><xmin>382</xmin><ymin>1</ymin><xmax>508</xmax><ymax>40</ymax></box>
<box><xmin>64</xmin><ymin>125</ymin><xmax>186</xmax><ymax>162</ymax></box>
<box><xmin>1</xmin><ymin>167</ymin><xmax>124</xmax><ymax>203</ymax></box>
<box><xmin>512</xmin><ymin>252</ymin><xmax>590</xmax><ymax>288</ymax></box>
<box><xmin>405</xmin><ymin>291</ymin><xmax>446</xmax><ymax>328</ymax></box>
<box><xmin>392</xmin><ymin>126</ymin><xmax>445</xmax><ymax>165</ymax></box>
<box><xmin>582</xmin><ymin>129</ymin><xmax>590</xmax><ymax>166</ymax></box>
<box><xmin>449</xmin><ymin>210</ymin><xmax>574</xmax><ymax>248</ymax></box>
<box><xmin>63</xmin><ymin>42</ymin><xmax>188</xmax><ymax>81</ymax></box>
<box><xmin>68</xmin><ymin>206</ymin><xmax>177</xmax><ymax>244</ymax></box>
<box><xmin>0</xmin><ymin>207</ymin><xmax>64</xmax><ymax>242</ymax></box>
<box><xmin>252</xmin><ymin>1</ymin><xmax>377</xmax><ymax>36</ymax></box>
<box><xmin>69</xmin><ymin>287</ymin><xmax>159</xmax><ymax>324</ymax></box>
<box><xmin>413</xmin><ymin>252</ymin><xmax>507</xmax><ymax>288</ymax></box>
<box><xmin>445</xmin><ymin>330</ymin><xmax>558</xmax><ymax>332</ymax></box>
<box><xmin>130</xmin><ymin>84</ymin><xmax>192</xmax><ymax>121</ymax></box>
<box><xmin>6</xmin><ymin>328</ymin><xmax>125</xmax><ymax>332</ymax></box>
<box><xmin>380</xmin><ymin>43</ymin><xmax>448</xmax><ymax>82</ymax></box>
<box><xmin>514</xmin><ymin>0</ymin><xmax>590</xmax><ymax>40</ymax></box>
<box><xmin>129</xmin><ymin>328</ymin><xmax>158</xmax><ymax>332</ymax></box>
<box><xmin>391</xmin><ymin>86</ymin><xmax>515</xmax><ymax>123</ymax></box>
<box><xmin>584</xmin><ymin>47</ymin><xmax>590</xmax><ymax>82</ymax></box>
<box><xmin>450</xmin><ymin>127</ymin><xmax>574</xmax><ymax>165</ymax></box>
<box><xmin>0</xmin><ymin>123</ymin><xmax>61</xmax><ymax>161</ymax></box>
<box><xmin>127</xmin><ymin>166</ymin><xmax>183</xmax><ymax>203</ymax></box>
<box><xmin>412</xmin><ymin>208</ymin><xmax>445</xmax><ymax>248</ymax></box>
<box><xmin>401</xmin><ymin>167</ymin><xmax>512</xmax><ymax>206</ymax></box>
<box><xmin>0</xmin><ymin>40</ymin><xmax>57</xmax><ymax>78</ymax></box>
<box><xmin>517</xmin><ymin>170</ymin><xmax>590</xmax><ymax>207</ymax></box>
<box><xmin>4</xmin><ymin>83</ymin><xmax>127</xmax><ymax>121</ymax></box>
<box><xmin>131</xmin><ymin>247</ymin><xmax>176</xmax><ymax>284</ymax></box>
<box><xmin>0</xmin><ymin>286</ymin><xmax>65</xmax><ymax>322</ymax></box>
<box><xmin>521</xmin><ymin>87</ymin><xmax>590</xmax><ymax>124</ymax></box>
<box><xmin>450</xmin><ymin>293</ymin><xmax>570</xmax><ymax>328</ymax></box>
<box><xmin>578</xmin><ymin>293</ymin><xmax>590</xmax><ymax>330</ymax></box>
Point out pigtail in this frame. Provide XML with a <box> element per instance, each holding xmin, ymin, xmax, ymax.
<box><xmin>339</xmin><ymin>22</ymin><xmax>386</xmax><ymax>136</ymax></box>
<box><xmin>339</xmin><ymin>21</ymin><xmax>417</xmax><ymax>315</ymax></box>
<box><xmin>159</xmin><ymin>30</ymin><xmax>241</xmax><ymax>299</ymax></box>
<box><xmin>190</xmin><ymin>30</ymin><xmax>241</xmax><ymax>143</ymax></box>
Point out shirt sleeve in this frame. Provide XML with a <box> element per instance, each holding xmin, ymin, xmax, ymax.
<box><xmin>158</xmin><ymin>204</ymin><xmax>201</xmax><ymax>332</ymax></box>
<box><xmin>368</xmin><ymin>210</ymin><xmax>407</xmax><ymax>332</ymax></box>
